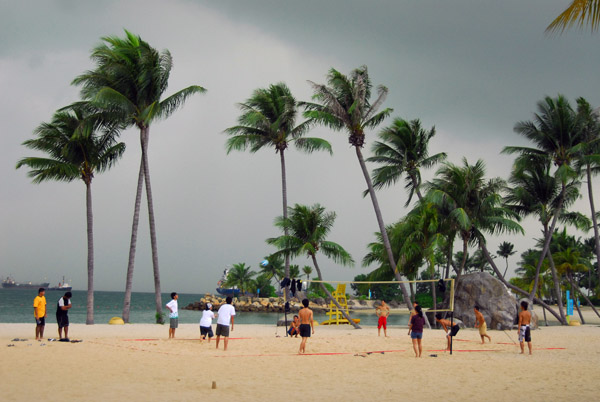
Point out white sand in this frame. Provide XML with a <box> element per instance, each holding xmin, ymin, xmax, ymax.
<box><xmin>1</xmin><ymin>310</ymin><xmax>599</xmax><ymax>401</ymax></box>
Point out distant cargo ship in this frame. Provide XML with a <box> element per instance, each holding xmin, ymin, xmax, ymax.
<box><xmin>2</xmin><ymin>276</ymin><xmax>50</xmax><ymax>289</ymax></box>
<box><xmin>46</xmin><ymin>277</ymin><xmax>72</xmax><ymax>291</ymax></box>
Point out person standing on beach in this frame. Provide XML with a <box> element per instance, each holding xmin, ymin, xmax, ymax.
<box><xmin>200</xmin><ymin>303</ymin><xmax>216</xmax><ymax>343</ymax></box>
<box><xmin>298</xmin><ymin>298</ymin><xmax>314</xmax><ymax>354</ymax></box>
<box><xmin>56</xmin><ymin>291</ymin><xmax>72</xmax><ymax>340</ymax></box>
<box><xmin>33</xmin><ymin>288</ymin><xmax>47</xmax><ymax>341</ymax></box>
<box><xmin>215</xmin><ymin>296</ymin><xmax>235</xmax><ymax>351</ymax></box>
<box><xmin>408</xmin><ymin>305</ymin><xmax>425</xmax><ymax>357</ymax></box>
<box><xmin>518</xmin><ymin>301</ymin><xmax>532</xmax><ymax>355</ymax></box>
<box><xmin>376</xmin><ymin>300</ymin><xmax>390</xmax><ymax>337</ymax></box>
<box><xmin>474</xmin><ymin>306</ymin><xmax>491</xmax><ymax>344</ymax></box>
<box><xmin>166</xmin><ymin>292</ymin><xmax>179</xmax><ymax>339</ymax></box>
<box><xmin>436</xmin><ymin>313</ymin><xmax>460</xmax><ymax>351</ymax></box>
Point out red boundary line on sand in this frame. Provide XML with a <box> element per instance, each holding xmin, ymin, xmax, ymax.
<box><xmin>122</xmin><ymin>337</ymin><xmax>251</xmax><ymax>341</ymax></box>
<box><xmin>214</xmin><ymin>349</ymin><xmax>406</xmax><ymax>358</ymax></box>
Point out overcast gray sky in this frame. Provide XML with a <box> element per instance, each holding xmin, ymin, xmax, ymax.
<box><xmin>1</xmin><ymin>0</ymin><xmax>598</xmax><ymax>294</ymax></box>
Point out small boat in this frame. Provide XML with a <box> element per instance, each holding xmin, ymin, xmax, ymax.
<box><xmin>215</xmin><ymin>268</ymin><xmax>240</xmax><ymax>297</ymax></box>
<box><xmin>2</xmin><ymin>276</ymin><xmax>50</xmax><ymax>289</ymax></box>
<box><xmin>46</xmin><ymin>277</ymin><xmax>72</xmax><ymax>291</ymax></box>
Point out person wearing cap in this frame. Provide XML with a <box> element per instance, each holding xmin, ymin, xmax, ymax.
<box><xmin>199</xmin><ymin>302</ymin><xmax>216</xmax><ymax>343</ymax></box>
<box><xmin>33</xmin><ymin>288</ymin><xmax>47</xmax><ymax>341</ymax></box>
<box><xmin>56</xmin><ymin>291</ymin><xmax>72</xmax><ymax>340</ymax></box>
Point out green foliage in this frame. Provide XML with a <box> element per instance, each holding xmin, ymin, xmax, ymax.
<box><xmin>309</xmin><ymin>280</ymin><xmax>335</xmax><ymax>298</ymax></box>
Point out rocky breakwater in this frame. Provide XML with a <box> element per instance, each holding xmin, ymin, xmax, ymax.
<box><xmin>183</xmin><ymin>294</ymin><xmax>383</xmax><ymax>313</ymax></box>
<box><xmin>183</xmin><ymin>294</ymin><xmax>325</xmax><ymax>313</ymax></box>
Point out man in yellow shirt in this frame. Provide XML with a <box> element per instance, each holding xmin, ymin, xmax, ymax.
<box><xmin>33</xmin><ymin>288</ymin><xmax>47</xmax><ymax>340</ymax></box>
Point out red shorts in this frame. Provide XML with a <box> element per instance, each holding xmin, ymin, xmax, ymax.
<box><xmin>378</xmin><ymin>316</ymin><xmax>387</xmax><ymax>329</ymax></box>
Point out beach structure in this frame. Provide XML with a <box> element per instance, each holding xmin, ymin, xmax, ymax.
<box><xmin>320</xmin><ymin>284</ymin><xmax>360</xmax><ymax>325</ymax></box>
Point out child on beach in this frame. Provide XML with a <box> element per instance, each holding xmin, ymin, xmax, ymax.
<box><xmin>288</xmin><ymin>315</ymin><xmax>300</xmax><ymax>337</ymax></box>
<box><xmin>408</xmin><ymin>305</ymin><xmax>425</xmax><ymax>357</ymax></box>
<box><xmin>200</xmin><ymin>303</ymin><xmax>216</xmax><ymax>343</ymax></box>
<box><xmin>166</xmin><ymin>292</ymin><xmax>179</xmax><ymax>339</ymax></box>
<box><xmin>474</xmin><ymin>305</ymin><xmax>491</xmax><ymax>344</ymax></box>
<box><xmin>376</xmin><ymin>300</ymin><xmax>390</xmax><ymax>337</ymax></box>
<box><xmin>436</xmin><ymin>313</ymin><xmax>460</xmax><ymax>351</ymax></box>
<box><xmin>518</xmin><ymin>300</ymin><xmax>532</xmax><ymax>355</ymax></box>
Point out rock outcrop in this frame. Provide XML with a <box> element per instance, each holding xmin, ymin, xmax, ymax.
<box><xmin>454</xmin><ymin>272</ymin><xmax>519</xmax><ymax>330</ymax></box>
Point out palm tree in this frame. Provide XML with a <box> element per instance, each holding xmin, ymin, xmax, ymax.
<box><xmin>497</xmin><ymin>241</ymin><xmax>516</xmax><ymax>278</ymax></box>
<box><xmin>225</xmin><ymin>83</ymin><xmax>332</xmax><ymax>294</ymax></box>
<box><xmin>302</xmin><ymin>265</ymin><xmax>313</xmax><ymax>282</ymax></box>
<box><xmin>259</xmin><ymin>254</ymin><xmax>284</xmax><ymax>283</ymax></box>
<box><xmin>425</xmin><ymin>158</ymin><xmax>522</xmax><ymax>291</ymax></box>
<box><xmin>289</xmin><ymin>264</ymin><xmax>301</xmax><ymax>279</ymax></box>
<box><xmin>16</xmin><ymin>105</ymin><xmax>125</xmax><ymax>324</ymax></box>
<box><xmin>367</xmin><ymin>118</ymin><xmax>447</xmax><ymax>206</ymax></box>
<box><xmin>267</xmin><ymin>204</ymin><xmax>360</xmax><ymax>328</ymax></box>
<box><xmin>72</xmin><ymin>30</ymin><xmax>206</xmax><ymax>323</ymax></box>
<box><xmin>303</xmin><ymin>66</ymin><xmax>412</xmax><ymax>310</ymax></box>
<box><xmin>546</xmin><ymin>0</ymin><xmax>600</xmax><ymax>34</ymax></box>
<box><xmin>574</xmin><ymin>97</ymin><xmax>600</xmax><ymax>287</ymax></box>
<box><xmin>503</xmin><ymin>95</ymin><xmax>584</xmax><ymax>324</ymax></box>
<box><xmin>223</xmin><ymin>263</ymin><xmax>257</xmax><ymax>296</ymax></box>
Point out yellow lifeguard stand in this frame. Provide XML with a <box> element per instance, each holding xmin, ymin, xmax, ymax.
<box><xmin>320</xmin><ymin>284</ymin><xmax>360</xmax><ymax>325</ymax></box>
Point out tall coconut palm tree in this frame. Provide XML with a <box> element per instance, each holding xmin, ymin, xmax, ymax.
<box><xmin>574</xmin><ymin>97</ymin><xmax>600</xmax><ymax>287</ymax></box>
<box><xmin>223</xmin><ymin>263</ymin><xmax>257</xmax><ymax>296</ymax></box>
<box><xmin>546</xmin><ymin>0</ymin><xmax>600</xmax><ymax>34</ymax></box>
<box><xmin>367</xmin><ymin>118</ymin><xmax>447</xmax><ymax>206</ymax></box>
<box><xmin>72</xmin><ymin>30</ymin><xmax>206</xmax><ymax>323</ymax></box>
<box><xmin>266</xmin><ymin>204</ymin><xmax>360</xmax><ymax>328</ymax></box>
<box><xmin>503</xmin><ymin>95</ymin><xmax>584</xmax><ymax>324</ymax></box>
<box><xmin>225</xmin><ymin>83</ymin><xmax>332</xmax><ymax>293</ymax></box>
<box><xmin>16</xmin><ymin>105</ymin><xmax>125</xmax><ymax>324</ymax></box>
<box><xmin>497</xmin><ymin>241</ymin><xmax>516</xmax><ymax>278</ymax></box>
<box><xmin>303</xmin><ymin>66</ymin><xmax>412</xmax><ymax>310</ymax></box>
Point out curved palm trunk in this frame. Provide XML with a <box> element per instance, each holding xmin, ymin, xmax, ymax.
<box><xmin>568</xmin><ymin>274</ymin><xmax>600</xmax><ymax>319</ymax></box>
<box><xmin>355</xmin><ymin>147</ymin><xmax>412</xmax><ymax>311</ymax></box>
<box><xmin>311</xmin><ymin>254</ymin><xmax>360</xmax><ymax>329</ymax></box>
<box><xmin>280</xmin><ymin>150</ymin><xmax>290</xmax><ymax>298</ymax></box>
<box><xmin>85</xmin><ymin>180</ymin><xmax>94</xmax><ymax>325</ymax></box>
<box><xmin>409</xmin><ymin>172</ymin><xmax>424</xmax><ymax>202</ymax></box>
<box><xmin>141</xmin><ymin>127</ymin><xmax>163</xmax><ymax>324</ymax></box>
<box><xmin>529</xmin><ymin>187</ymin><xmax>565</xmax><ymax>303</ymax></box>
<box><xmin>481</xmin><ymin>243</ymin><xmax>566</xmax><ymax>324</ymax></box>
<box><xmin>122</xmin><ymin>160</ymin><xmax>144</xmax><ymax>323</ymax></box>
<box><xmin>503</xmin><ymin>258</ymin><xmax>509</xmax><ymax>279</ymax></box>
<box><xmin>568</xmin><ymin>273</ymin><xmax>586</xmax><ymax>324</ymax></box>
<box><xmin>585</xmin><ymin>165</ymin><xmax>600</xmax><ymax>286</ymax></box>
<box><xmin>546</xmin><ymin>250</ymin><xmax>567</xmax><ymax>323</ymax></box>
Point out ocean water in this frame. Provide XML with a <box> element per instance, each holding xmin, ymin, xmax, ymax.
<box><xmin>0</xmin><ymin>289</ymin><xmax>408</xmax><ymax>326</ymax></box>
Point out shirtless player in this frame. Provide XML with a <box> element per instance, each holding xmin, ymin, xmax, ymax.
<box><xmin>518</xmin><ymin>301</ymin><xmax>532</xmax><ymax>355</ymax></box>
<box><xmin>298</xmin><ymin>299</ymin><xmax>314</xmax><ymax>354</ymax></box>
<box><xmin>474</xmin><ymin>306</ymin><xmax>491</xmax><ymax>344</ymax></box>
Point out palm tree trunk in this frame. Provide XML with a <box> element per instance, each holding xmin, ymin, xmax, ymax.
<box><xmin>568</xmin><ymin>274</ymin><xmax>600</xmax><ymax>319</ymax></box>
<box><xmin>141</xmin><ymin>127</ymin><xmax>163</xmax><ymax>324</ymax></box>
<box><xmin>410</xmin><ymin>172</ymin><xmax>424</xmax><ymax>202</ymax></box>
<box><xmin>586</xmin><ymin>164</ymin><xmax>600</xmax><ymax>287</ymax></box>
<box><xmin>529</xmin><ymin>188</ymin><xmax>564</xmax><ymax>302</ymax></box>
<box><xmin>122</xmin><ymin>160</ymin><xmax>144</xmax><ymax>323</ymax></box>
<box><xmin>546</xmin><ymin>251</ymin><xmax>567</xmax><ymax>323</ymax></box>
<box><xmin>480</xmin><ymin>242</ymin><xmax>567</xmax><ymax>324</ymax></box>
<box><xmin>570</xmin><ymin>273</ymin><xmax>586</xmax><ymax>324</ymax></box>
<box><xmin>311</xmin><ymin>254</ymin><xmax>360</xmax><ymax>329</ymax></box>
<box><xmin>85</xmin><ymin>180</ymin><xmax>94</xmax><ymax>325</ymax></box>
<box><xmin>454</xmin><ymin>237</ymin><xmax>469</xmax><ymax>293</ymax></box>
<box><xmin>503</xmin><ymin>258</ymin><xmax>509</xmax><ymax>279</ymax></box>
<box><xmin>280</xmin><ymin>150</ymin><xmax>290</xmax><ymax>299</ymax></box>
<box><xmin>355</xmin><ymin>146</ymin><xmax>412</xmax><ymax>311</ymax></box>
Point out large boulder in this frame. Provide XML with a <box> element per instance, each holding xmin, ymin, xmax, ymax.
<box><xmin>454</xmin><ymin>272</ymin><xmax>517</xmax><ymax>330</ymax></box>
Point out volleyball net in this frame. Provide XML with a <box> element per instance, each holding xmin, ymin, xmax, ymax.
<box><xmin>304</xmin><ymin>278</ymin><xmax>455</xmax><ymax>313</ymax></box>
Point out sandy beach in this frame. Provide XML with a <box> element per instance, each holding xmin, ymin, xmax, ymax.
<box><xmin>1</xmin><ymin>309</ymin><xmax>599</xmax><ymax>402</ymax></box>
